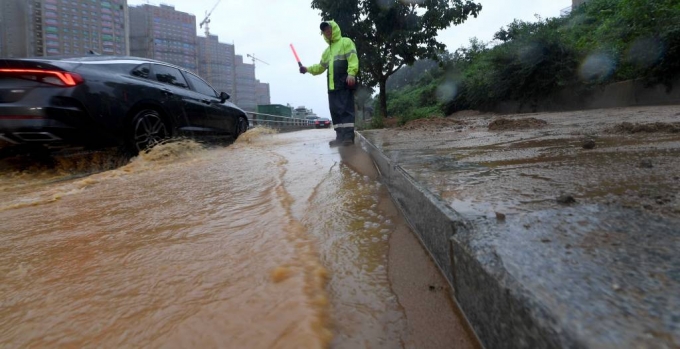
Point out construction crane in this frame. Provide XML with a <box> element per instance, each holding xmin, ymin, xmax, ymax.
<box><xmin>199</xmin><ymin>0</ymin><xmax>222</xmax><ymax>37</ymax></box>
<box><xmin>246</xmin><ymin>53</ymin><xmax>270</xmax><ymax>72</ymax></box>
<box><xmin>199</xmin><ymin>0</ymin><xmax>221</xmax><ymax>85</ymax></box>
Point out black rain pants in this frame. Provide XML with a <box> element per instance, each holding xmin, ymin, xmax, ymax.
<box><xmin>328</xmin><ymin>89</ymin><xmax>355</xmax><ymax>142</ymax></box>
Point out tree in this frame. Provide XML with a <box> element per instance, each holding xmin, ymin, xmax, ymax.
<box><xmin>386</xmin><ymin>58</ymin><xmax>439</xmax><ymax>91</ymax></box>
<box><xmin>311</xmin><ymin>0</ymin><xmax>482</xmax><ymax>119</ymax></box>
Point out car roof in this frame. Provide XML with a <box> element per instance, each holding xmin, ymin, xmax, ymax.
<box><xmin>19</xmin><ymin>55</ymin><xmax>188</xmax><ymax>71</ymax></box>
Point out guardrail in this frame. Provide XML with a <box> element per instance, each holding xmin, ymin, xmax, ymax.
<box><xmin>246</xmin><ymin>112</ymin><xmax>318</xmax><ymax>132</ymax></box>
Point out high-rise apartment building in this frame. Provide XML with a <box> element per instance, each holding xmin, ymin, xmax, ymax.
<box><xmin>197</xmin><ymin>34</ymin><xmax>235</xmax><ymax>95</ymax></box>
<box><xmin>234</xmin><ymin>54</ymin><xmax>257</xmax><ymax>112</ymax></box>
<box><xmin>1</xmin><ymin>1</ymin><xmax>271</xmax><ymax>111</ymax></box>
<box><xmin>0</xmin><ymin>0</ymin><xmax>30</xmax><ymax>57</ymax></box>
<box><xmin>0</xmin><ymin>0</ymin><xmax>129</xmax><ymax>57</ymax></box>
<box><xmin>129</xmin><ymin>4</ymin><xmax>196</xmax><ymax>71</ymax></box>
<box><xmin>255</xmin><ymin>80</ymin><xmax>271</xmax><ymax>106</ymax></box>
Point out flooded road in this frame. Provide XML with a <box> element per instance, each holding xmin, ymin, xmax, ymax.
<box><xmin>0</xmin><ymin>129</ymin><xmax>475</xmax><ymax>348</ymax></box>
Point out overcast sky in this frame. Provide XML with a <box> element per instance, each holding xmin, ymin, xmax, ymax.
<box><xmin>128</xmin><ymin>0</ymin><xmax>570</xmax><ymax>119</ymax></box>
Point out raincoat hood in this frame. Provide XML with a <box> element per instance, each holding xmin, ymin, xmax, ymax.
<box><xmin>308</xmin><ymin>19</ymin><xmax>359</xmax><ymax>91</ymax></box>
<box><xmin>322</xmin><ymin>20</ymin><xmax>342</xmax><ymax>44</ymax></box>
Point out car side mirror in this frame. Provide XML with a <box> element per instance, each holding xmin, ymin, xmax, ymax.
<box><xmin>219</xmin><ymin>92</ymin><xmax>230</xmax><ymax>103</ymax></box>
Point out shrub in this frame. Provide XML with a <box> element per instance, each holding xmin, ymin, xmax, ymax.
<box><xmin>387</xmin><ymin>0</ymin><xmax>680</xmax><ymax>119</ymax></box>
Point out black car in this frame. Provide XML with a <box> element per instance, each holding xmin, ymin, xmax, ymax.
<box><xmin>0</xmin><ymin>56</ymin><xmax>249</xmax><ymax>154</ymax></box>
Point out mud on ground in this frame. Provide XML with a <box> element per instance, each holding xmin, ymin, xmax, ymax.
<box><xmin>363</xmin><ymin>105</ymin><xmax>680</xmax><ymax>219</ymax></box>
<box><xmin>487</xmin><ymin>117</ymin><xmax>548</xmax><ymax>131</ymax></box>
<box><xmin>400</xmin><ymin>117</ymin><xmax>468</xmax><ymax>131</ymax></box>
<box><xmin>606</xmin><ymin>121</ymin><xmax>680</xmax><ymax>134</ymax></box>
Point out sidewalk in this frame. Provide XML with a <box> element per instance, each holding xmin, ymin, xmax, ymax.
<box><xmin>357</xmin><ymin>106</ymin><xmax>680</xmax><ymax>348</ymax></box>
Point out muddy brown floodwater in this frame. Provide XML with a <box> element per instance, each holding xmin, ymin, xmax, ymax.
<box><xmin>0</xmin><ymin>129</ymin><xmax>476</xmax><ymax>348</ymax></box>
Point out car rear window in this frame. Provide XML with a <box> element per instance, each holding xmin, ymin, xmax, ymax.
<box><xmin>153</xmin><ymin>64</ymin><xmax>188</xmax><ymax>89</ymax></box>
<box><xmin>131</xmin><ymin>63</ymin><xmax>151</xmax><ymax>78</ymax></box>
<box><xmin>132</xmin><ymin>63</ymin><xmax>151</xmax><ymax>79</ymax></box>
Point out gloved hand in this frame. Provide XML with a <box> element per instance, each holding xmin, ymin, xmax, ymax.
<box><xmin>299</xmin><ymin>66</ymin><xmax>308</xmax><ymax>74</ymax></box>
<box><xmin>346</xmin><ymin>75</ymin><xmax>356</xmax><ymax>87</ymax></box>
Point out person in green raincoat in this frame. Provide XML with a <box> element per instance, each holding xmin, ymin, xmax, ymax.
<box><xmin>299</xmin><ymin>20</ymin><xmax>359</xmax><ymax>146</ymax></box>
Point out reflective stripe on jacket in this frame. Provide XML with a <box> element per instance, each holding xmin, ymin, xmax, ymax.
<box><xmin>307</xmin><ymin>20</ymin><xmax>359</xmax><ymax>91</ymax></box>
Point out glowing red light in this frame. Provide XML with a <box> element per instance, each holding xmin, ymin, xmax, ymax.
<box><xmin>0</xmin><ymin>68</ymin><xmax>84</xmax><ymax>86</ymax></box>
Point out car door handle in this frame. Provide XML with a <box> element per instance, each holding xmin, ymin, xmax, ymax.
<box><xmin>201</xmin><ymin>99</ymin><xmax>212</xmax><ymax>105</ymax></box>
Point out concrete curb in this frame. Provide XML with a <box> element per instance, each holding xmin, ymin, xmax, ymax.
<box><xmin>356</xmin><ymin>132</ymin><xmax>580</xmax><ymax>349</ymax></box>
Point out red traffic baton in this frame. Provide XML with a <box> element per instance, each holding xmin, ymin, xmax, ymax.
<box><xmin>290</xmin><ymin>44</ymin><xmax>302</xmax><ymax>68</ymax></box>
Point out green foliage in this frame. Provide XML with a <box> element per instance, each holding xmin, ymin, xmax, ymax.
<box><xmin>369</xmin><ymin>113</ymin><xmax>384</xmax><ymax>129</ymax></box>
<box><xmin>467</xmin><ymin>17</ymin><xmax>580</xmax><ymax>107</ymax></box>
<box><xmin>651</xmin><ymin>28</ymin><xmax>680</xmax><ymax>88</ymax></box>
<box><xmin>386</xmin><ymin>79</ymin><xmax>444</xmax><ymax>125</ymax></box>
<box><xmin>354</xmin><ymin>118</ymin><xmax>372</xmax><ymax>131</ymax></box>
<box><xmin>384</xmin><ymin>0</ymin><xmax>680</xmax><ymax>118</ymax></box>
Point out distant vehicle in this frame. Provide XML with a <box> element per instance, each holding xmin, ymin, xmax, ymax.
<box><xmin>305</xmin><ymin>115</ymin><xmax>319</xmax><ymax>125</ymax></box>
<box><xmin>0</xmin><ymin>56</ymin><xmax>249</xmax><ymax>154</ymax></box>
<box><xmin>315</xmin><ymin>118</ymin><xmax>331</xmax><ymax>129</ymax></box>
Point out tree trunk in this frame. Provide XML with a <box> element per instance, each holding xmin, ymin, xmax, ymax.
<box><xmin>379</xmin><ymin>77</ymin><xmax>388</xmax><ymax>118</ymax></box>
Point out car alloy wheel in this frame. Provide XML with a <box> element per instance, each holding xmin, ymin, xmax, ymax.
<box><xmin>236</xmin><ymin>117</ymin><xmax>248</xmax><ymax>137</ymax></box>
<box><xmin>131</xmin><ymin>109</ymin><xmax>168</xmax><ymax>152</ymax></box>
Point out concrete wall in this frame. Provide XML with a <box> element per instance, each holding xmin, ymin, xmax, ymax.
<box><xmin>495</xmin><ymin>78</ymin><xmax>680</xmax><ymax>114</ymax></box>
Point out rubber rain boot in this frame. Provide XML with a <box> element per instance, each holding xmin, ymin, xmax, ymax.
<box><xmin>329</xmin><ymin>129</ymin><xmax>342</xmax><ymax>147</ymax></box>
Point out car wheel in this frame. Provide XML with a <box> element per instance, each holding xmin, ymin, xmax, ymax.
<box><xmin>130</xmin><ymin>109</ymin><xmax>169</xmax><ymax>153</ymax></box>
<box><xmin>235</xmin><ymin>117</ymin><xmax>248</xmax><ymax>138</ymax></box>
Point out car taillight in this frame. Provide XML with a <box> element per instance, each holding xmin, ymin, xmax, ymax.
<box><xmin>315</xmin><ymin>121</ymin><xmax>319</xmax><ymax>124</ymax></box>
<box><xmin>0</xmin><ymin>68</ymin><xmax>84</xmax><ymax>87</ymax></box>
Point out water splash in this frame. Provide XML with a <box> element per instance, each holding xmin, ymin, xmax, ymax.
<box><xmin>136</xmin><ymin>139</ymin><xmax>205</xmax><ymax>163</ymax></box>
<box><xmin>437</xmin><ymin>79</ymin><xmax>459</xmax><ymax>103</ymax></box>
<box><xmin>518</xmin><ymin>42</ymin><xmax>544</xmax><ymax>67</ymax></box>
<box><xmin>627</xmin><ymin>37</ymin><xmax>664</xmax><ymax>68</ymax></box>
<box><xmin>235</xmin><ymin>126</ymin><xmax>278</xmax><ymax>144</ymax></box>
<box><xmin>579</xmin><ymin>53</ymin><xmax>616</xmax><ymax>82</ymax></box>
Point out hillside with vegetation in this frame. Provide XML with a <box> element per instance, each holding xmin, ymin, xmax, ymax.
<box><xmin>380</xmin><ymin>0</ymin><xmax>680</xmax><ymax>126</ymax></box>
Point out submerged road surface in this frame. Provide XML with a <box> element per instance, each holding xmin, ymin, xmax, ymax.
<box><xmin>0</xmin><ymin>129</ymin><xmax>476</xmax><ymax>348</ymax></box>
